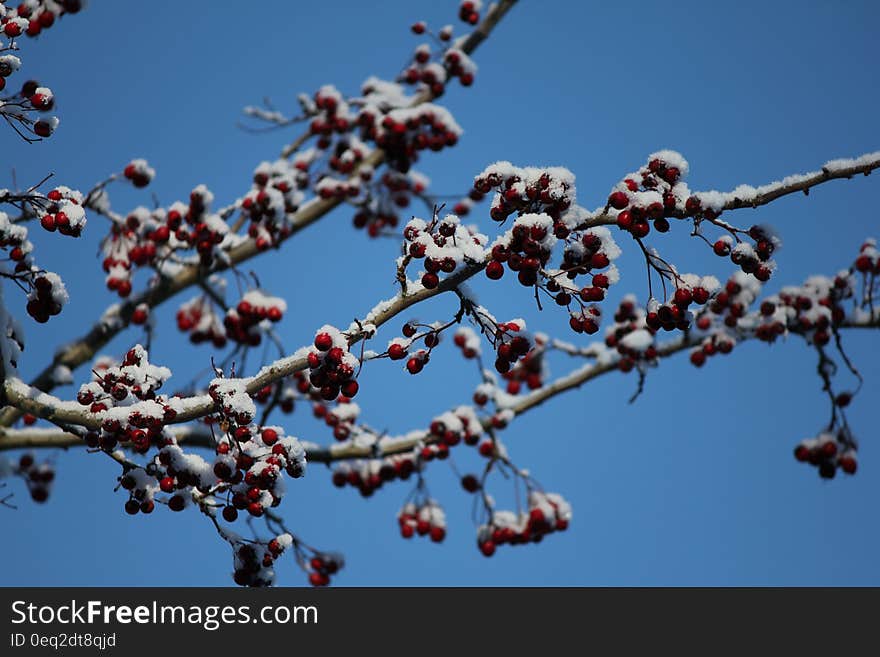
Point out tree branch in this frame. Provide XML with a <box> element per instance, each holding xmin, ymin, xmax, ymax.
<box><xmin>0</xmin><ymin>260</ymin><xmax>485</xmax><ymax>430</ymax></box>
<box><xmin>0</xmin><ymin>1</ymin><xmax>520</xmax><ymax>428</ymax></box>
<box><xmin>1</xmin><ymin>149</ymin><xmax>877</xmax><ymax>432</ymax></box>
<box><xmin>3</xmin><ymin>311</ymin><xmax>876</xmax><ymax>460</ymax></box>
<box><xmin>575</xmin><ymin>152</ymin><xmax>880</xmax><ymax>230</ymax></box>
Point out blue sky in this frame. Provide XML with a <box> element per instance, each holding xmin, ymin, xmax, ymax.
<box><xmin>3</xmin><ymin>0</ymin><xmax>879</xmax><ymax>586</ymax></box>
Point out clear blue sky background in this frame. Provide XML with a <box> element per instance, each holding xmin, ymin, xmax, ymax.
<box><xmin>3</xmin><ymin>1</ymin><xmax>879</xmax><ymax>586</ymax></box>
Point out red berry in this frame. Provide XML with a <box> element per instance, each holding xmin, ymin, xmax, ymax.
<box><xmin>854</xmin><ymin>255</ymin><xmax>872</xmax><ymax>272</ymax></box>
<box><xmin>34</xmin><ymin>118</ymin><xmax>54</xmax><ymax>137</ymax></box>
<box><xmin>608</xmin><ymin>191</ymin><xmax>629</xmax><ymax>210</ymax></box>
<box><xmin>485</xmin><ymin>260</ymin><xmax>504</xmax><ymax>280</ymax></box>
<box><xmin>341</xmin><ymin>380</ymin><xmax>359</xmax><ymax>398</ymax></box>
<box><xmin>713</xmin><ymin>240</ymin><xmax>730</xmax><ymax>257</ymax></box>
<box><xmin>314</xmin><ymin>332</ymin><xmax>333</xmax><ymax>351</ymax></box>
<box><xmin>840</xmin><ymin>456</ymin><xmax>857</xmax><ymax>475</ymax></box>
<box><xmin>461</xmin><ymin>474</ymin><xmax>480</xmax><ymax>492</ymax></box>
<box><xmin>261</xmin><ymin>428</ymin><xmax>278</xmax><ymax>446</ymax></box>
<box><xmin>131</xmin><ymin>308</ymin><xmax>148</xmax><ymax>325</ymax></box>
<box><xmin>421</xmin><ymin>272</ymin><xmax>440</xmax><ymax>289</ymax></box>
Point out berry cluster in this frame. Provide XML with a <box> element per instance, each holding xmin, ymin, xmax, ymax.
<box><xmin>351</xmin><ymin>170</ymin><xmax>428</xmax><ymax>237</ymax></box>
<box><xmin>307</xmin><ymin>85</ymin><xmax>355</xmax><ymax>145</ymax></box>
<box><xmin>0</xmin><ymin>209</ymin><xmax>33</xmax><ymax>264</ymax></box>
<box><xmin>362</xmin><ymin>104</ymin><xmax>462</xmax><ymax>174</ymax></box>
<box><xmin>609</xmin><ymin>151</ymin><xmax>690</xmax><ymax>238</ymax></box>
<box><xmin>0</xmin><ymin>202</ymin><xmax>70</xmax><ymax>323</ymax></box>
<box><xmin>688</xmin><ymin>331</ymin><xmax>735</xmax><ymax>368</ymax></box>
<box><xmin>0</xmin><ymin>52</ymin><xmax>21</xmax><ymax>92</ymax></box>
<box><xmin>307</xmin><ymin>553</ymin><xmax>344</xmax><ymax>587</ymax></box>
<box><xmin>119</xmin><ymin>467</ymin><xmax>158</xmax><ymax>516</ymax></box>
<box><xmin>384</xmin><ymin>322</ymin><xmax>437</xmax><ymax>375</ymax></box>
<box><xmin>314</xmin><ymin>174</ymin><xmax>361</xmax><ymax>201</ymax></box>
<box><xmin>40</xmin><ymin>186</ymin><xmax>86</xmax><ymax>236</ymax></box>
<box><xmin>751</xmin><ymin>274</ymin><xmax>851</xmax><ymax>347</ymax></box>
<box><xmin>705</xmin><ymin>271</ymin><xmax>763</xmax><ymax>330</ymax></box>
<box><xmin>452</xmin><ymin>326</ymin><xmax>481</xmax><ymax>359</ymax></box>
<box><xmin>25</xmin><ymin>271</ymin><xmax>67</xmax><ymax>323</ymax></box>
<box><xmin>1</xmin><ymin>1</ymin><xmax>80</xmax><ymax>39</ymax></box>
<box><xmin>475</xmin><ymin>162</ymin><xmax>574</xmax><ymax>231</ymax></box>
<box><xmin>458</xmin><ymin>0</ymin><xmax>482</xmax><ymax>25</ymax></box>
<box><xmin>485</xmin><ymin>213</ymin><xmax>557</xmax><ymax>286</ymax></box>
<box><xmin>224</xmin><ymin>289</ymin><xmax>286</xmax><ymax>347</ymax></box>
<box><xmin>645</xmin><ymin>274</ymin><xmax>719</xmax><ymax>333</ymax></box>
<box><xmin>554</xmin><ymin>229</ymin><xmax>622</xmax><ymax>299</ymax></box>
<box><xmin>76</xmin><ymin>346</ymin><xmax>175</xmax><ymax>453</ymax></box>
<box><xmin>14</xmin><ymin>452</ymin><xmax>54</xmax><ymax>503</ymax></box>
<box><xmin>331</xmin><ymin>455</ymin><xmax>417</xmax><ymax>497</ymax></box>
<box><xmin>177</xmin><ymin>186</ymin><xmax>229</xmax><ymax>266</ymax></box>
<box><xmin>208</xmin><ymin>377</ymin><xmax>258</xmax><ymax>428</ymax></box>
<box><xmin>443</xmin><ymin>47</ymin><xmax>476</xmax><ymax>87</ymax></box>
<box><xmin>426</xmin><ymin>407</ymin><xmax>482</xmax><ymax>448</ymax></box>
<box><xmin>241</xmin><ymin>160</ymin><xmax>304</xmax><ymax>250</ymax></box>
<box><xmin>231</xmin><ymin>534</ymin><xmax>293</xmax><ymax>587</ymax></box>
<box><xmin>794</xmin><ymin>429</ymin><xmax>858</xmax><ymax>479</ymax></box>
<box><xmin>313</xmin><ymin>398</ymin><xmax>360</xmax><ymax>441</ymax></box>
<box><xmin>604</xmin><ymin>296</ymin><xmax>655</xmax><ymax>372</ymax></box>
<box><xmin>0</xmin><ymin>2</ymin><xmax>80</xmax><ymax>139</ymax></box>
<box><xmin>407</xmin><ymin>347</ymin><xmax>434</xmax><ymax>374</ymax></box>
<box><xmin>405</xmin><ymin>44</ymin><xmax>448</xmax><ymax>97</ymax></box>
<box><xmin>489</xmin><ymin>319</ymin><xmax>532</xmax><ymax>375</ymax></box>
<box><xmin>122</xmin><ymin>159</ymin><xmax>155</xmax><ymax>188</ymax></box>
<box><xmin>419</xmin><ymin>441</ymin><xmax>451</xmax><ymax>461</ymax></box>
<box><xmin>325</xmin><ymin>135</ymin><xmax>370</xmax><ymax>177</ymax></box>
<box><xmin>26</xmin><ymin>82</ymin><xmax>51</xmax><ymax>110</ymax></box>
<box><xmin>568</xmin><ymin>304</ymin><xmax>602</xmax><ymax>335</ymax></box>
<box><xmin>854</xmin><ymin>238</ymin><xmax>880</xmax><ymax>275</ymax></box>
<box><xmin>1</xmin><ymin>78</ymin><xmax>60</xmax><ymax>137</ymax></box>
<box><xmin>212</xmin><ymin>423</ymin><xmax>306</xmax><ymax>519</ymax></box>
<box><xmin>401</xmin><ymin>41</ymin><xmax>476</xmax><ymax>94</ymax></box>
<box><xmin>398</xmin><ymin>500</ymin><xmax>447</xmax><ymax>542</ymax></box>
<box><xmin>711</xmin><ymin>226</ymin><xmax>779</xmax><ymax>283</ymax></box>
<box><xmin>100</xmin><ymin>198</ymin><xmax>180</xmax><ymax>298</ymax></box>
<box><xmin>403</xmin><ymin>213</ymin><xmax>486</xmax><ymax>289</ymax></box>
<box><xmin>307</xmin><ymin>326</ymin><xmax>361</xmax><ymax>401</ymax></box>
<box><xmin>476</xmin><ymin>491</ymin><xmax>571</xmax><ymax>557</ymax></box>
<box><xmin>176</xmin><ymin>295</ymin><xmax>227</xmax><ymax>348</ymax></box>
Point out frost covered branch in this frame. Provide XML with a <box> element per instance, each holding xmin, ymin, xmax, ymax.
<box><xmin>2</xmin><ymin>299</ymin><xmax>876</xmax><ymax>459</ymax></box>
<box><xmin>0</xmin><ymin>0</ymin><xmax>519</xmax><ymax>429</ymax></box>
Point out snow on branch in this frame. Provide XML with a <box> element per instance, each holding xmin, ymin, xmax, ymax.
<box><xmin>0</xmin><ymin>0</ymin><xmax>521</xmax><ymax>430</ymax></box>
